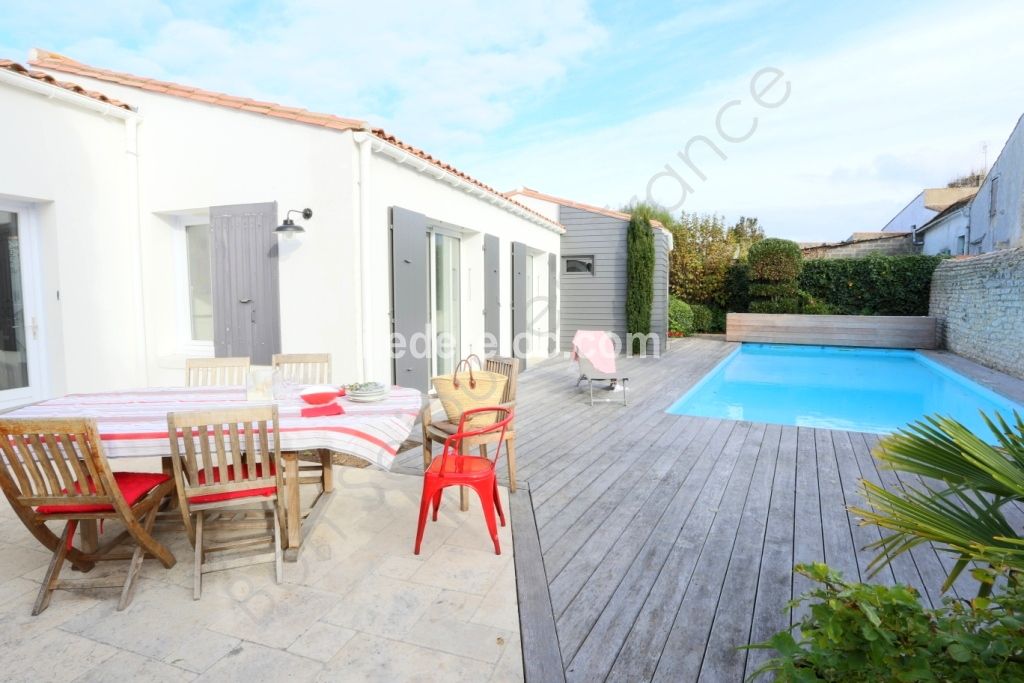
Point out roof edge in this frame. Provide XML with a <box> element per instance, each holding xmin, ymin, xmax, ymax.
<box><xmin>506</xmin><ymin>187</ymin><xmax>666</xmax><ymax>229</ymax></box>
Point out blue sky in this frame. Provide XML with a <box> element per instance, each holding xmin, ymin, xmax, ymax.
<box><xmin>2</xmin><ymin>0</ymin><xmax>1022</xmax><ymax>241</ymax></box>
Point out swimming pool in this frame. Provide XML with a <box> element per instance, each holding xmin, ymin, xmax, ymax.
<box><xmin>666</xmin><ymin>344</ymin><xmax>1022</xmax><ymax>435</ymax></box>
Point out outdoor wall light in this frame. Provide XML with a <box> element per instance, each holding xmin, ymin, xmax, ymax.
<box><xmin>276</xmin><ymin>208</ymin><xmax>312</xmax><ymax>237</ymax></box>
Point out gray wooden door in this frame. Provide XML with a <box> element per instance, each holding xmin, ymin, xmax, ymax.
<box><xmin>211</xmin><ymin>203</ymin><xmax>281</xmax><ymax>365</ymax></box>
<box><xmin>483</xmin><ymin>234</ymin><xmax>500</xmax><ymax>355</ymax></box>
<box><xmin>511</xmin><ymin>241</ymin><xmax>527</xmax><ymax>370</ymax></box>
<box><xmin>390</xmin><ymin>207</ymin><xmax>430</xmax><ymax>391</ymax></box>
<box><xmin>548</xmin><ymin>252</ymin><xmax>558</xmax><ymax>354</ymax></box>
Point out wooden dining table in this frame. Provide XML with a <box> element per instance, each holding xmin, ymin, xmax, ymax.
<box><xmin>4</xmin><ymin>384</ymin><xmax>421</xmax><ymax>560</ymax></box>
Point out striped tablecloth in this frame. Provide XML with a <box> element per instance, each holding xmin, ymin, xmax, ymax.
<box><xmin>5</xmin><ymin>385</ymin><xmax>422</xmax><ymax>470</ymax></box>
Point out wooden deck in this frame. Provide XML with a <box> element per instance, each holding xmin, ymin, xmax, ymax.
<box><xmin>395</xmin><ymin>338</ymin><xmax>1024</xmax><ymax>682</ymax></box>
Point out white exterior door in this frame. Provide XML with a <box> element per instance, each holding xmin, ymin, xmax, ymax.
<box><xmin>0</xmin><ymin>203</ymin><xmax>45</xmax><ymax>409</ymax></box>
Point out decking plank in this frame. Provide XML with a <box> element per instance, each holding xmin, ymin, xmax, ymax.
<box><xmin>698</xmin><ymin>422</ymin><xmax>782</xmax><ymax>683</ymax></box>
<box><xmin>564</xmin><ymin>422</ymin><xmax>751</xmax><ymax>680</ymax></box>
<box><xmin>792</xmin><ymin>426</ymin><xmax>825</xmax><ymax>623</ymax></box>
<box><xmin>814</xmin><ymin>429</ymin><xmax>862</xmax><ymax>582</ymax></box>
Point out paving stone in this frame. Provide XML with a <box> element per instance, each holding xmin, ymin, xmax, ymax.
<box><xmin>319</xmin><ymin>632</ymin><xmax>493</xmax><ymax>682</ymax></box>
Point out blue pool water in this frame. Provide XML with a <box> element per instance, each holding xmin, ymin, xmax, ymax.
<box><xmin>666</xmin><ymin>344</ymin><xmax>1022</xmax><ymax>435</ymax></box>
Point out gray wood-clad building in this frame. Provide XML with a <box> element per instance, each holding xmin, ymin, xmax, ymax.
<box><xmin>507</xmin><ymin>188</ymin><xmax>672</xmax><ymax>355</ymax></box>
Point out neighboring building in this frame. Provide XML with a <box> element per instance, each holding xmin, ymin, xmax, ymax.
<box><xmin>505</xmin><ymin>188</ymin><xmax>672</xmax><ymax>354</ymax></box>
<box><xmin>967</xmin><ymin>114</ymin><xmax>1024</xmax><ymax>254</ymax></box>
<box><xmin>801</xmin><ymin>232</ymin><xmax>919</xmax><ymax>260</ymax></box>
<box><xmin>0</xmin><ymin>49</ymin><xmax>563</xmax><ymax>408</ymax></box>
<box><xmin>880</xmin><ymin>186</ymin><xmax>978</xmax><ymax>236</ymax></box>
<box><xmin>917</xmin><ymin>197</ymin><xmax>973</xmax><ymax>255</ymax></box>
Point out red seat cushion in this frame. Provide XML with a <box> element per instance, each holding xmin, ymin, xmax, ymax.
<box><xmin>426</xmin><ymin>456</ymin><xmax>494</xmax><ymax>477</ymax></box>
<box><xmin>37</xmin><ymin>472</ymin><xmax>171</xmax><ymax>515</ymax></box>
<box><xmin>189</xmin><ymin>463</ymin><xmax>278</xmax><ymax>505</ymax></box>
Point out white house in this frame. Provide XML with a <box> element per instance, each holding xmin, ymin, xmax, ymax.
<box><xmin>917</xmin><ymin>197</ymin><xmax>973</xmax><ymax>255</ymax></box>
<box><xmin>880</xmin><ymin>186</ymin><xmax>978</xmax><ymax>236</ymax></box>
<box><xmin>967</xmin><ymin>113</ymin><xmax>1024</xmax><ymax>254</ymax></box>
<box><xmin>0</xmin><ymin>49</ymin><xmax>563</xmax><ymax>408</ymax></box>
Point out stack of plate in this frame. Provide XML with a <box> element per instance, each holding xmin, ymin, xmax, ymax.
<box><xmin>347</xmin><ymin>382</ymin><xmax>389</xmax><ymax>403</ymax></box>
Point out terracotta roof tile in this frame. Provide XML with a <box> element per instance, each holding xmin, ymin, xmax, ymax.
<box><xmin>28</xmin><ymin>48</ymin><xmax>561</xmax><ymax>231</ymax></box>
<box><xmin>0</xmin><ymin>58</ymin><xmax>132</xmax><ymax>110</ymax></box>
<box><xmin>370</xmin><ymin>129</ymin><xmax>563</xmax><ymax>230</ymax></box>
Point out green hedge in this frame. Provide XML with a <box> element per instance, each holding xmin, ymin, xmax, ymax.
<box><xmin>668</xmin><ymin>297</ymin><xmax>694</xmax><ymax>335</ymax></box>
<box><xmin>799</xmin><ymin>255</ymin><xmax>944</xmax><ymax>316</ymax></box>
<box><xmin>724</xmin><ymin>263</ymin><xmax>750</xmax><ymax>312</ymax></box>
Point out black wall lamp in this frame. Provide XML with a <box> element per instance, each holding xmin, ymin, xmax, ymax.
<box><xmin>276</xmin><ymin>208</ymin><xmax>312</xmax><ymax>237</ymax></box>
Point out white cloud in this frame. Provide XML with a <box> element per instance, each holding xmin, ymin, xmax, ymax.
<box><xmin>467</xmin><ymin>0</ymin><xmax>1024</xmax><ymax>241</ymax></box>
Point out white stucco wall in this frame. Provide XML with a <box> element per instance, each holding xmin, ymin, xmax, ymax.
<box><xmin>971</xmin><ymin>115</ymin><xmax>1024</xmax><ymax>253</ymax></box>
<box><xmin>0</xmin><ymin>79</ymin><xmax>144</xmax><ymax>403</ymax></box>
<box><xmin>921</xmin><ymin>209</ymin><xmax>970</xmax><ymax>255</ymax></box>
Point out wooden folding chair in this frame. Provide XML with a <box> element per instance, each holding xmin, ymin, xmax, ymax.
<box><xmin>185</xmin><ymin>357</ymin><xmax>250</xmax><ymax>387</ymax></box>
<box><xmin>271</xmin><ymin>353</ymin><xmax>332</xmax><ymax>384</ymax></box>
<box><xmin>0</xmin><ymin>418</ymin><xmax>176</xmax><ymax>614</ymax></box>
<box><xmin>421</xmin><ymin>355</ymin><xmax>519</xmax><ymax>511</ymax></box>
<box><xmin>272</xmin><ymin>353</ymin><xmax>335</xmax><ymax>521</ymax></box>
<box><xmin>166</xmin><ymin>405</ymin><xmax>285</xmax><ymax>599</ymax></box>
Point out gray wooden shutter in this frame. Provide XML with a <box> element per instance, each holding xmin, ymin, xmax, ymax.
<box><xmin>483</xmin><ymin>234</ymin><xmax>500</xmax><ymax>355</ymax></box>
<box><xmin>390</xmin><ymin>207</ymin><xmax>430</xmax><ymax>391</ymax></box>
<box><xmin>511</xmin><ymin>241</ymin><xmax>527</xmax><ymax>370</ymax></box>
<box><xmin>548</xmin><ymin>252</ymin><xmax>558</xmax><ymax>354</ymax></box>
<box><xmin>211</xmin><ymin>202</ymin><xmax>281</xmax><ymax>365</ymax></box>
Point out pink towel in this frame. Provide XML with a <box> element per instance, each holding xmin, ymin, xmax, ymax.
<box><xmin>572</xmin><ymin>330</ymin><xmax>618</xmax><ymax>375</ymax></box>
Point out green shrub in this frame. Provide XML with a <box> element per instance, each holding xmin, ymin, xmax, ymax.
<box><xmin>668</xmin><ymin>297</ymin><xmax>694</xmax><ymax>335</ymax></box>
<box><xmin>626</xmin><ymin>211</ymin><xmax>655</xmax><ymax>353</ymax></box>
<box><xmin>690</xmin><ymin>303</ymin><xmax>713</xmax><ymax>332</ymax></box>
<box><xmin>724</xmin><ymin>263</ymin><xmax>750</xmax><ymax>312</ymax></box>
<box><xmin>748</xmin><ymin>238</ymin><xmax>802</xmax><ymax>282</ymax></box>
<box><xmin>710</xmin><ymin>307</ymin><xmax>726</xmax><ymax>333</ymax></box>
<box><xmin>748</xmin><ymin>563</ymin><xmax>1024</xmax><ymax>682</ymax></box>
<box><xmin>799</xmin><ymin>254</ymin><xmax>944</xmax><ymax>316</ymax></box>
<box><xmin>749</xmin><ymin>298</ymin><xmax>801</xmax><ymax>314</ymax></box>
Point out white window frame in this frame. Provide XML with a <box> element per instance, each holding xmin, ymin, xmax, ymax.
<box><xmin>427</xmin><ymin>224</ymin><xmax>462</xmax><ymax>377</ymax></box>
<box><xmin>0</xmin><ymin>199</ymin><xmax>48</xmax><ymax>408</ymax></box>
<box><xmin>563</xmin><ymin>255</ymin><xmax>595</xmax><ymax>275</ymax></box>
<box><xmin>170</xmin><ymin>212</ymin><xmax>214</xmax><ymax>357</ymax></box>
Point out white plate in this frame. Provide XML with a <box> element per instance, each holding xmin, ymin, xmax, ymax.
<box><xmin>348</xmin><ymin>393</ymin><xmax>389</xmax><ymax>403</ymax></box>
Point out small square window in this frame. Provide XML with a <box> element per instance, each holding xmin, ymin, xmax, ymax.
<box><xmin>956</xmin><ymin>235</ymin><xmax>966</xmax><ymax>255</ymax></box>
<box><xmin>564</xmin><ymin>256</ymin><xmax>594</xmax><ymax>274</ymax></box>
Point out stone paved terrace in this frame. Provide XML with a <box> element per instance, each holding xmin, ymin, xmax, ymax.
<box><xmin>0</xmin><ymin>467</ymin><xmax>521</xmax><ymax>682</ymax></box>
<box><xmin>398</xmin><ymin>337</ymin><xmax>1024</xmax><ymax>682</ymax></box>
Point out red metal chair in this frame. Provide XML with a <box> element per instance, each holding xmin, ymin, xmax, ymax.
<box><xmin>414</xmin><ymin>406</ymin><xmax>513</xmax><ymax>555</ymax></box>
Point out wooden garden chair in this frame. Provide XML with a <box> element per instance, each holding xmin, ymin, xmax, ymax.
<box><xmin>166</xmin><ymin>405</ymin><xmax>285</xmax><ymax>599</ymax></box>
<box><xmin>185</xmin><ymin>357</ymin><xmax>250</xmax><ymax>386</ymax></box>
<box><xmin>0</xmin><ymin>417</ymin><xmax>177</xmax><ymax>614</ymax></box>
<box><xmin>272</xmin><ymin>353</ymin><xmax>335</xmax><ymax>516</ymax></box>
<box><xmin>272</xmin><ymin>353</ymin><xmax>332</xmax><ymax>384</ymax></box>
<box><xmin>421</xmin><ymin>355</ymin><xmax>519</xmax><ymax>511</ymax></box>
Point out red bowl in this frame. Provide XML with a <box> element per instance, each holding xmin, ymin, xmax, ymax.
<box><xmin>300</xmin><ymin>387</ymin><xmax>339</xmax><ymax>405</ymax></box>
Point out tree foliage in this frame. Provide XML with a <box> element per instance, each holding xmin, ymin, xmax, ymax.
<box><xmin>747</xmin><ymin>238</ymin><xmax>803</xmax><ymax>313</ymax></box>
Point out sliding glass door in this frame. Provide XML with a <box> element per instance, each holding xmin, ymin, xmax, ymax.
<box><xmin>430</xmin><ymin>231</ymin><xmax>461</xmax><ymax>376</ymax></box>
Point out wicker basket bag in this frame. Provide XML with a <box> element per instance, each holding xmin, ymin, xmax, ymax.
<box><xmin>432</xmin><ymin>355</ymin><xmax>508</xmax><ymax>429</ymax></box>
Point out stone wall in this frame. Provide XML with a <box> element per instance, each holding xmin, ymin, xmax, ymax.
<box><xmin>802</xmin><ymin>233</ymin><xmax>919</xmax><ymax>260</ymax></box>
<box><xmin>929</xmin><ymin>248</ymin><xmax>1024</xmax><ymax>379</ymax></box>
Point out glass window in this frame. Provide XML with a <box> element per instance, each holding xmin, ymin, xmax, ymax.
<box><xmin>564</xmin><ymin>256</ymin><xmax>594</xmax><ymax>274</ymax></box>
<box><xmin>0</xmin><ymin>211</ymin><xmax>29</xmax><ymax>391</ymax></box>
<box><xmin>431</xmin><ymin>232</ymin><xmax>461</xmax><ymax>375</ymax></box>
<box><xmin>185</xmin><ymin>224</ymin><xmax>213</xmax><ymax>342</ymax></box>
<box><xmin>990</xmin><ymin>177</ymin><xmax>999</xmax><ymax>217</ymax></box>
<box><xmin>956</xmin><ymin>235</ymin><xmax>966</xmax><ymax>255</ymax></box>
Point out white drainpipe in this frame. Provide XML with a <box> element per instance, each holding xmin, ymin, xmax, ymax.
<box><xmin>354</xmin><ymin>131</ymin><xmax>375</xmax><ymax>381</ymax></box>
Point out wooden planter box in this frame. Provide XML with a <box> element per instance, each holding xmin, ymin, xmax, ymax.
<box><xmin>725</xmin><ymin>313</ymin><xmax>938</xmax><ymax>349</ymax></box>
